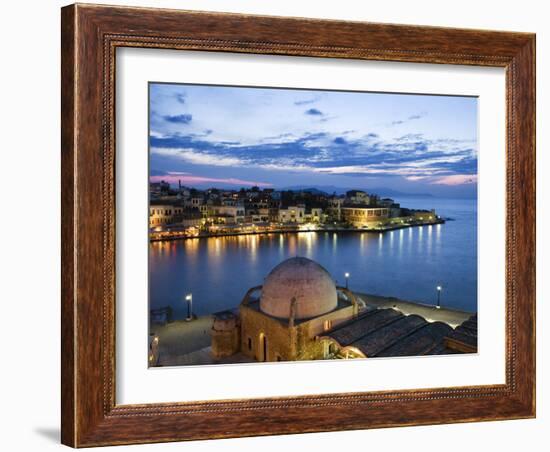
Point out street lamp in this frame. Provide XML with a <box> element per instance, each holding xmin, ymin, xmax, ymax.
<box><xmin>344</xmin><ymin>272</ymin><xmax>350</xmax><ymax>289</ymax></box>
<box><xmin>185</xmin><ymin>293</ymin><xmax>193</xmax><ymax>321</ymax></box>
<box><xmin>436</xmin><ymin>285</ymin><xmax>442</xmax><ymax>309</ymax></box>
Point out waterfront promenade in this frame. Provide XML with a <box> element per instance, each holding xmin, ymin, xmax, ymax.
<box><xmin>150</xmin><ymin>315</ymin><xmax>252</xmax><ymax>366</ymax></box>
<box><xmin>150</xmin><ymin>290</ymin><xmax>474</xmax><ymax>366</ymax></box>
<box><xmin>150</xmin><ymin>218</ymin><xmax>445</xmax><ymax>242</ymax></box>
<box><xmin>150</xmin><ymin>316</ymin><xmax>212</xmax><ymax>366</ymax></box>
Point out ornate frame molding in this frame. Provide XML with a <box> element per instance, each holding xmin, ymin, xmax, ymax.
<box><xmin>61</xmin><ymin>4</ymin><xmax>535</xmax><ymax>447</ymax></box>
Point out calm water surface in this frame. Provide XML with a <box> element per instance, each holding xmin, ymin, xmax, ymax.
<box><xmin>149</xmin><ymin>196</ymin><xmax>477</xmax><ymax>318</ymax></box>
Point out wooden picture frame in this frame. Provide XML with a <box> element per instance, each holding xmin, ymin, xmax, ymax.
<box><xmin>61</xmin><ymin>3</ymin><xmax>535</xmax><ymax>447</ymax></box>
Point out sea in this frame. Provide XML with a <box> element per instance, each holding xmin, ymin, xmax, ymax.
<box><xmin>149</xmin><ymin>196</ymin><xmax>477</xmax><ymax>319</ymax></box>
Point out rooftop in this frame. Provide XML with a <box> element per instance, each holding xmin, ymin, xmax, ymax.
<box><xmin>341</xmin><ymin>204</ymin><xmax>385</xmax><ymax>209</ymax></box>
<box><xmin>245</xmin><ymin>296</ymin><xmax>354</xmax><ymax>326</ymax></box>
<box><xmin>259</xmin><ymin>257</ymin><xmax>338</xmax><ymax>320</ymax></box>
<box><xmin>324</xmin><ymin>309</ymin><xmax>478</xmax><ymax>357</ymax></box>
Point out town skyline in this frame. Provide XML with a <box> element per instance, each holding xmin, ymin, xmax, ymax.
<box><xmin>149</xmin><ymin>83</ymin><xmax>478</xmax><ymax>199</ymax></box>
<box><xmin>150</xmin><ymin>180</ymin><xmax>439</xmax><ymax>198</ymax></box>
<box><xmin>148</xmin><ymin>181</ymin><xmax>442</xmax><ymax>244</ymax></box>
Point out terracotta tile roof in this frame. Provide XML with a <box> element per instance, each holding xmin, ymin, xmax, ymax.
<box><xmin>325</xmin><ymin>309</ymin><xmax>477</xmax><ymax>358</ymax></box>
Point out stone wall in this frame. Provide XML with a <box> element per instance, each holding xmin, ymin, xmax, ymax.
<box><xmin>211</xmin><ymin>325</ymin><xmax>240</xmax><ymax>359</ymax></box>
<box><xmin>211</xmin><ymin>312</ymin><xmax>240</xmax><ymax>359</ymax></box>
<box><xmin>240</xmin><ymin>305</ymin><xmax>296</xmax><ymax>362</ymax></box>
<box><xmin>303</xmin><ymin>304</ymin><xmax>356</xmax><ymax>338</ymax></box>
<box><xmin>239</xmin><ymin>302</ymin><xmax>358</xmax><ymax>363</ymax></box>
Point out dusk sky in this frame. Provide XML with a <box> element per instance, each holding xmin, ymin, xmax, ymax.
<box><xmin>149</xmin><ymin>83</ymin><xmax>478</xmax><ymax>198</ymax></box>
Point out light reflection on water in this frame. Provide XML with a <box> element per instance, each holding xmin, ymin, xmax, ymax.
<box><xmin>150</xmin><ymin>197</ymin><xmax>477</xmax><ymax>319</ymax></box>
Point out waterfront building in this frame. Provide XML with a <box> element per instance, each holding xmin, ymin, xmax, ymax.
<box><xmin>150</xmin><ymin>180</ymin><xmax>170</xmax><ymax>197</ymax></box>
<box><xmin>148</xmin><ymin>186</ymin><xmax>442</xmax><ymax>240</ymax></box>
<box><xmin>304</xmin><ymin>207</ymin><xmax>324</xmax><ymax>223</ymax></box>
<box><xmin>208</xmin><ymin>205</ymin><xmax>245</xmax><ymax>224</ymax></box>
<box><xmin>199</xmin><ymin>204</ymin><xmax>209</xmax><ymax>218</ymax></box>
<box><xmin>327</xmin><ymin>197</ymin><xmax>344</xmax><ymax>222</ymax></box>
<box><xmin>389</xmin><ymin>204</ymin><xmax>402</xmax><ymax>218</ymax></box>
<box><xmin>341</xmin><ymin>206</ymin><xmax>390</xmax><ymax>227</ymax></box>
<box><xmin>189</xmin><ymin>197</ymin><xmax>204</xmax><ymax>208</ymax></box>
<box><xmin>246</xmin><ymin>207</ymin><xmax>271</xmax><ymax>223</ymax></box>
<box><xmin>346</xmin><ymin>190</ymin><xmax>375</xmax><ymax>205</ymax></box>
<box><xmin>379</xmin><ymin>197</ymin><xmax>395</xmax><ymax>207</ymax></box>
<box><xmin>412</xmin><ymin>209</ymin><xmax>437</xmax><ymax>221</ymax></box>
<box><xmin>211</xmin><ymin>257</ymin><xmax>361</xmax><ymax>361</ymax></box>
<box><xmin>210</xmin><ymin>257</ymin><xmax>478</xmax><ymax>363</ymax></box>
<box><xmin>149</xmin><ymin>203</ymin><xmax>185</xmax><ymax>227</ymax></box>
<box><xmin>278</xmin><ymin>205</ymin><xmax>306</xmax><ymax>223</ymax></box>
<box><xmin>180</xmin><ymin>211</ymin><xmax>203</xmax><ymax>228</ymax></box>
<box><xmin>221</xmin><ymin>198</ymin><xmax>238</xmax><ymax>206</ymax></box>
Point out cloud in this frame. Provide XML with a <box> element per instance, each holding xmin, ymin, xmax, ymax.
<box><xmin>333</xmin><ymin>137</ymin><xmax>347</xmax><ymax>145</ymax></box>
<box><xmin>150</xmin><ymin>130</ymin><xmax>477</xmax><ymax>185</ymax></box>
<box><xmin>175</xmin><ymin>93</ymin><xmax>186</xmax><ymax>104</ymax></box>
<box><xmin>163</xmin><ymin>114</ymin><xmax>193</xmax><ymax>124</ymax></box>
<box><xmin>396</xmin><ymin>133</ymin><xmax>423</xmax><ymax>142</ymax></box>
<box><xmin>389</xmin><ymin>112</ymin><xmax>426</xmax><ymax>127</ymax></box>
<box><xmin>294</xmin><ymin>97</ymin><xmax>319</xmax><ymax>106</ymax></box>
<box><xmin>430</xmin><ymin>174</ymin><xmax>478</xmax><ymax>186</ymax></box>
<box><xmin>152</xmin><ymin>147</ymin><xmax>243</xmax><ymax>167</ymax></box>
<box><xmin>305</xmin><ymin>108</ymin><xmax>323</xmax><ymax>116</ymax></box>
<box><xmin>150</xmin><ymin>168</ymin><xmax>170</xmax><ymax>176</ymax></box>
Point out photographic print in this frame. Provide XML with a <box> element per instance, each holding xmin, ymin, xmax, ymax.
<box><xmin>148</xmin><ymin>83</ymin><xmax>478</xmax><ymax>367</ymax></box>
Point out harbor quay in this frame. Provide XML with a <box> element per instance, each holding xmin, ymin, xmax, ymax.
<box><xmin>150</xmin><ymin>218</ymin><xmax>444</xmax><ymax>242</ymax></box>
<box><xmin>149</xmin><ymin>184</ymin><xmax>445</xmax><ymax>242</ymax></box>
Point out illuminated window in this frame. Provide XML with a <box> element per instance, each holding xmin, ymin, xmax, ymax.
<box><xmin>323</xmin><ymin>320</ymin><xmax>332</xmax><ymax>331</ymax></box>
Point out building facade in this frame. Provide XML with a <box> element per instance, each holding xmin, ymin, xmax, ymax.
<box><xmin>149</xmin><ymin>204</ymin><xmax>185</xmax><ymax>227</ymax></box>
<box><xmin>211</xmin><ymin>257</ymin><xmax>361</xmax><ymax>361</ymax></box>
<box><xmin>278</xmin><ymin>206</ymin><xmax>306</xmax><ymax>224</ymax></box>
<box><xmin>341</xmin><ymin>206</ymin><xmax>390</xmax><ymax>227</ymax></box>
<box><xmin>208</xmin><ymin>205</ymin><xmax>246</xmax><ymax>224</ymax></box>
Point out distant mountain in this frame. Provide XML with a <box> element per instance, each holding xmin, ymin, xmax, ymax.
<box><xmin>280</xmin><ymin>186</ymin><xmax>332</xmax><ymax>195</ymax></box>
<box><xmin>363</xmin><ymin>188</ymin><xmax>435</xmax><ymax>198</ymax></box>
<box><xmin>280</xmin><ymin>185</ymin><xmax>434</xmax><ymax>198</ymax></box>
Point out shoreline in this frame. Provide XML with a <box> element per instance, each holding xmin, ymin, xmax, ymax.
<box><xmin>150</xmin><ymin>218</ymin><xmax>445</xmax><ymax>243</ymax></box>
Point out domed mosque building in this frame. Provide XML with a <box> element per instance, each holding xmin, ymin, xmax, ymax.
<box><xmin>212</xmin><ymin>257</ymin><xmax>362</xmax><ymax>362</ymax></box>
<box><xmin>211</xmin><ymin>257</ymin><xmax>478</xmax><ymax>363</ymax></box>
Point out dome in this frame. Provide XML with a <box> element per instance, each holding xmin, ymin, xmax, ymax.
<box><xmin>260</xmin><ymin>257</ymin><xmax>337</xmax><ymax>320</ymax></box>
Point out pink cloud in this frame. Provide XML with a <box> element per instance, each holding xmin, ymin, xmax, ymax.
<box><xmin>150</xmin><ymin>172</ymin><xmax>273</xmax><ymax>188</ymax></box>
<box><xmin>431</xmin><ymin>174</ymin><xmax>478</xmax><ymax>186</ymax></box>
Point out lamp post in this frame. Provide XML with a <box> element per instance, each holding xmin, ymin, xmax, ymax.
<box><xmin>436</xmin><ymin>285</ymin><xmax>442</xmax><ymax>309</ymax></box>
<box><xmin>345</xmin><ymin>272</ymin><xmax>350</xmax><ymax>289</ymax></box>
<box><xmin>185</xmin><ymin>293</ymin><xmax>193</xmax><ymax>321</ymax></box>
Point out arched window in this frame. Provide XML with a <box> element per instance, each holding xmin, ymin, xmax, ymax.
<box><xmin>258</xmin><ymin>333</ymin><xmax>267</xmax><ymax>362</ymax></box>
